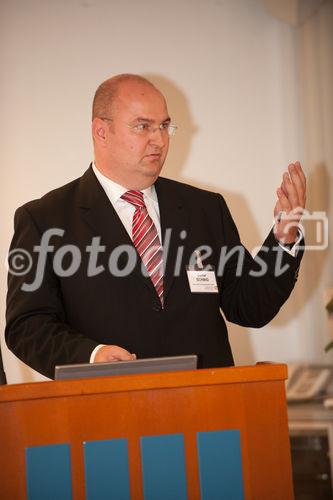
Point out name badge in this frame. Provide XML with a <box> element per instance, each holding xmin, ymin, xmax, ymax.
<box><xmin>186</xmin><ymin>250</ymin><xmax>218</xmax><ymax>293</ymax></box>
<box><xmin>186</xmin><ymin>269</ymin><xmax>219</xmax><ymax>293</ymax></box>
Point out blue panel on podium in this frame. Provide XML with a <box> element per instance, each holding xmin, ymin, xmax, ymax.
<box><xmin>26</xmin><ymin>443</ymin><xmax>72</xmax><ymax>500</ymax></box>
<box><xmin>140</xmin><ymin>433</ymin><xmax>187</xmax><ymax>500</ymax></box>
<box><xmin>197</xmin><ymin>430</ymin><xmax>244</xmax><ymax>500</ymax></box>
<box><xmin>84</xmin><ymin>438</ymin><xmax>130</xmax><ymax>500</ymax></box>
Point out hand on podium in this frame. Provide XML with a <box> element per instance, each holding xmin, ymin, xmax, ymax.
<box><xmin>94</xmin><ymin>345</ymin><xmax>136</xmax><ymax>363</ymax></box>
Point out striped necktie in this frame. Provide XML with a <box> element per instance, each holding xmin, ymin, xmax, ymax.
<box><xmin>121</xmin><ymin>190</ymin><xmax>164</xmax><ymax>306</ymax></box>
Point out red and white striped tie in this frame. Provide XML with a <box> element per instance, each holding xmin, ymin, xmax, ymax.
<box><xmin>121</xmin><ymin>190</ymin><xmax>164</xmax><ymax>306</ymax></box>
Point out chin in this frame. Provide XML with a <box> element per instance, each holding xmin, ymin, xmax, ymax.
<box><xmin>132</xmin><ymin>169</ymin><xmax>160</xmax><ymax>190</ymax></box>
<box><xmin>144</xmin><ymin>162</ymin><xmax>163</xmax><ymax>176</ymax></box>
<box><xmin>142</xmin><ymin>172</ymin><xmax>160</xmax><ymax>188</ymax></box>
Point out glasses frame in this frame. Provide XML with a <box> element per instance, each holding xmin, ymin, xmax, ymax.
<box><xmin>98</xmin><ymin>117</ymin><xmax>178</xmax><ymax>137</ymax></box>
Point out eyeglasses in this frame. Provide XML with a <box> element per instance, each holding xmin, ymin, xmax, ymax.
<box><xmin>99</xmin><ymin>117</ymin><xmax>178</xmax><ymax>137</ymax></box>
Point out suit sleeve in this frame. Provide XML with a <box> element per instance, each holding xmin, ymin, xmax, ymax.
<box><xmin>217</xmin><ymin>194</ymin><xmax>303</xmax><ymax>327</ymax></box>
<box><xmin>5</xmin><ymin>206</ymin><xmax>98</xmax><ymax>379</ymax></box>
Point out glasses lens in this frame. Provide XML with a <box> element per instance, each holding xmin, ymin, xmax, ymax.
<box><xmin>168</xmin><ymin>125</ymin><xmax>177</xmax><ymax>137</ymax></box>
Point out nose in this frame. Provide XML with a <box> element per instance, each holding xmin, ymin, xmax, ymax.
<box><xmin>149</xmin><ymin>127</ymin><xmax>168</xmax><ymax>147</ymax></box>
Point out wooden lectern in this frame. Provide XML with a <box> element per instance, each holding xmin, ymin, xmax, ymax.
<box><xmin>0</xmin><ymin>364</ymin><xmax>293</xmax><ymax>499</ymax></box>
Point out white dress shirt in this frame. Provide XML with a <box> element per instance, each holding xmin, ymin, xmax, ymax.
<box><xmin>92</xmin><ymin>163</ymin><xmax>161</xmax><ymax>241</ymax></box>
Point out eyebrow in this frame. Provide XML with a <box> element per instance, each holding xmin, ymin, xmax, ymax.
<box><xmin>133</xmin><ymin>117</ymin><xmax>171</xmax><ymax>124</ymax></box>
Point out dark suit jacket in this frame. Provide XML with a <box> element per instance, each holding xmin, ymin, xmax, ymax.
<box><xmin>5</xmin><ymin>166</ymin><xmax>302</xmax><ymax>378</ymax></box>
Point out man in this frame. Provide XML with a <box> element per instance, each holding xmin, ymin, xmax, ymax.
<box><xmin>5</xmin><ymin>74</ymin><xmax>306</xmax><ymax>379</ymax></box>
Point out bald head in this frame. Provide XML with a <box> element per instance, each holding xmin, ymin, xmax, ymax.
<box><xmin>92</xmin><ymin>74</ymin><xmax>161</xmax><ymax>120</ymax></box>
<box><xmin>91</xmin><ymin>73</ymin><xmax>170</xmax><ymax>189</ymax></box>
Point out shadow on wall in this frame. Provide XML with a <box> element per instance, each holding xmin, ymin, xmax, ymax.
<box><xmin>145</xmin><ymin>73</ymin><xmax>258</xmax><ymax>365</ymax></box>
<box><xmin>144</xmin><ymin>72</ymin><xmax>196</xmax><ymax>181</ymax></box>
<box><xmin>270</xmin><ymin>162</ymin><xmax>330</xmax><ymax>327</ymax></box>
<box><xmin>144</xmin><ymin>76</ymin><xmax>330</xmax><ymax>361</ymax></box>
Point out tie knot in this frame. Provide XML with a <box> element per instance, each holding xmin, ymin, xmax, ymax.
<box><xmin>121</xmin><ymin>190</ymin><xmax>145</xmax><ymax>208</ymax></box>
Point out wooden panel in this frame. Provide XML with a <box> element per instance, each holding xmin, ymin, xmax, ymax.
<box><xmin>0</xmin><ymin>364</ymin><xmax>293</xmax><ymax>500</ymax></box>
<box><xmin>0</xmin><ymin>364</ymin><xmax>288</xmax><ymax>403</ymax></box>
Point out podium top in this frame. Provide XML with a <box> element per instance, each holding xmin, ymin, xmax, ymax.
<box><xmin>0</xmin><ymin>363</ymin><xmax>287</xmax><ymax>404</ymax></box>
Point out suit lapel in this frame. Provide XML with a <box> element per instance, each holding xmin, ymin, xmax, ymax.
<box><xmin>77</xmin><ymin>166</ymin><xmax>156</xmax><ymax>295</ymax></box>
<box><xmin>77</xmin><ymin>168</ymin><xmax>189</xmax><ymax>303</ymax></box>
<box><xmin>155</xmin><ymin>178</ymin><xmax>189</xmax><ymax>300</ymax></box>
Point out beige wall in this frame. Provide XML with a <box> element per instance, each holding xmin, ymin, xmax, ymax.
<box><xmin>1</xmin><ymin>0</ymin><xmax>332</xmax><ymax>383</ymax></box>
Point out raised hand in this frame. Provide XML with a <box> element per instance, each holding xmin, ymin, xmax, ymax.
<box><xmin>274</xmin><ymin>161</ymin><xmax>306</xmax><ymax>244</ymax></box>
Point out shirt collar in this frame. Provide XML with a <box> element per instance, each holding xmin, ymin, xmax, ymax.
<box><xmin>92</xmin><ymin>162</ymin><xmax>157</xmax><ymax>204</ymax></box>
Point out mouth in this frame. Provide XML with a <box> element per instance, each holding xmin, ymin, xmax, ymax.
<box><xmin>145</xmin><ymin>153</ymin><xmax>162</xmax><ymax>160</ymax></box>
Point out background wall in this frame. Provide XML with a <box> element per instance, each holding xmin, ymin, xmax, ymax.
<box><xmin>1</xmin><ymin>0</ymin><xmax>332</xmax><ymax>383</ymax></box>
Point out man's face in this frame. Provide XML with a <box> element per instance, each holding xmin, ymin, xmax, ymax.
<box><xmin>98</xmin><ymin>82</ymin><xmax>170</xmax><ymax>189</ymax></box>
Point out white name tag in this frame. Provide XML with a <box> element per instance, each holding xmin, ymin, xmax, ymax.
<box><xmin>186</xmin><ymin>269</ymin><xmax>219</xmax><ymax>293</ymax></box>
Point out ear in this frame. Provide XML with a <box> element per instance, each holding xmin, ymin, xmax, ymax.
<box><xmin>92</xmin><ymin>118</ymin><xmax>108</xmax><ymax>145</ymax></box>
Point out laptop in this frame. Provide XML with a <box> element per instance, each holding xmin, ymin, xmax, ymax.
<box><xmin>54</xmin><ymin>355</ymin><xmax>198</xmax><ymax>381</ymax></box>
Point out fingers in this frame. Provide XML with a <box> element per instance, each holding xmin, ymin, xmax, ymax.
<box><xmin>273</xmin><ymin>198</ymin><xmax>282</xmax><ymax>218</ymax></box>
<box><xmin>287</xmin><ymin>163</ymin><xmax>306</xmax><ymax>207</ymax></box>
<box><xmin>94</xmin><ymin>345</ymin><xmax>136</xmax><ymax>363</ymax></box>
<box><xmin>274</xmin><ymin>162</ymin><xmax>306</xmax><ymax>243</ymax></box>
<box><xmin>108</xmin><ymin>345</ymin><xmax>135</xmax><ymax>361</ymax></box>
<box><xmin>276</xmin><ymin>184</ymin><xmax>291</xmax><ymax>212</ymax></box>
<box><xmin>294</xmin><ymin>161</ymin><xmax>306</xmax><ymax>191</ymax></box>
<box><xmin>283</xmin><ymin>171</ymin><xmax>299</xmax><ymax>208</ymax></box>
<box><xmin>277</xmin><ymin>162</ymin><xmax>306</xmax><ymax>213</ymax></box>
